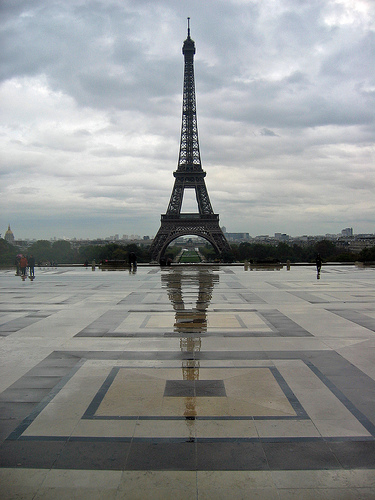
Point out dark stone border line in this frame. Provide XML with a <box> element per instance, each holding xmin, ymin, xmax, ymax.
<box><xmin>1</xmin><ymin>349</ymin><xmax>375</xmax><ymax>470</ymax></box>
<box><xmin>213</xmin><ymin>309</ymin><xmax>258</xmax><ymax>312</ymax></box>
<box><xmin>1</xmin><ymin>439</ymin><xmax>375</xmax><ymax>470</ymax></box>
<box><xmin>305</xmin><ymin>360</ymin><xmax>375</xmax><ymax>437</ymax></box>
<box><xmin>328</xmin><ymin>308</ymin><xmax>375</xmax><ymax>332</ymax></box>
<box><xmin>14</xmin><ymin>435</ymin><xmax>375</xmax><ymax>444</ymax></box>
<box><xmin>238</xmin><ymin>293</ymin><xmax>266</xmax><ymax>304</ymax></box>
<box><xmin>80</xmin><ymin>415</ymin><xmax>310</xmax><ymax>422</ymax></box>
<box><xmin>51</xmin><ymin>349</ymin><xmax>375</xmax><ymax>430</ymax></box>
<box><xmin>80</xmin><ymin>365</ymin><xmax>307</xmax><ymax>421</ymax></box>
<box><xmin>57</xmin><ymin>293</ymin><xmax>92</xmax><ymax>305</ymax></box>
<box><xmin>75</xmin><ymin>311</ymin><xmax>130</xmax><ymax>337</ymax></box>
<box><xmin>74</xmin><ymin>308</ymin><xmax>312</xmax><ymax>338</ymax></box>
<box><xmin>0</xmin><ymin>352</ymin><xmax>83</xmax><ymax>442</ymax></box>
<box><xmin>0</xmin><ymin>312</ymin><xmax>55</xmax><ymax>337</ymax></box>
<box><xmin>82</xmin><ymin>366</ymin><xmax>120</xmax><ymax>419</ymax></box>
<box><xmin>287</xmin><ymin>291</ymin><xmax>328</xmax><ymax>304</ymax></box>
<box><xmin>7</xmin><ymin>360</ymin><xmax>85</xmax><ymax>441</ymax></box>
<box><xmin>117</xmin><ymin>292</ymin><xmax>148</xmax><ymax>305</ymax></box>
<box><xmin>258</xmin><ymin>310</ymin><xmax>312</xmax><ymax>337</ymax></box>
<box><xmin>225</xmin><ymin>282</ymin><xmax>247</xmax><ymax>289</ymax></box>
<box><xmin>267</xmin><ymin>282</ymin><xmax>292</xmax><ymax>290</ymax></box>
<box><xmin>269</xmin><ymin>366</ymin><xmax>308</xmax><ymax>418</ymax></box>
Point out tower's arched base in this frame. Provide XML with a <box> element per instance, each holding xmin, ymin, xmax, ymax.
<box><xmin>150</xmin><ymin>214</ymin><xmax>231</xmax><ymax>263</ymax></box>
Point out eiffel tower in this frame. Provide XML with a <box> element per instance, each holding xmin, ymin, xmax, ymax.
<box><xmin>150</xmin><ymin>20</ymin><xmax>230</xmax><ymax>263</ymax></box>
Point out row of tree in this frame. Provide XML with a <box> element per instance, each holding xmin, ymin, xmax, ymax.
<box><xmin>0</xmin><ymin>238</ymin><xmax>374</xmax><ymax>267</ymax></box>
<box><xmin>0</xmin><ymin>239</ymin><xmax>151</xmax><ymax>266</ymax></box>
<box><xmin>229</xmin><ymin>240</ymin><xmax>363</xmax><ymax>263</ymax></box>
<box><xmin>200</xmin><ymin>240</ymin><xmax>375</xmax><ymax>264</ymax></box>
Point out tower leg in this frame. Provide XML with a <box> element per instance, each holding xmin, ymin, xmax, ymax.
<box><xmin>150</xmin><ymin>217</ymin><xmax>231</xmax><ymax>263</ymax></box>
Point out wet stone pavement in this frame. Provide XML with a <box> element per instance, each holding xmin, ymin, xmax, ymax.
<box><xmin>0</xmin><ymin>264</ymin><xmax>375</xmax><ymax>499</ymax></box>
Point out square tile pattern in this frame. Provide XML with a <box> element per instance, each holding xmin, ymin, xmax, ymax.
<box><xmin>0</xmin><ymin>265</ymin><xmax>375</xmax><ymax>497</ymax></box>
<box><xmin>164</xmin><ymin>379</ymin><xmax>227</xmax><ymax>398</ymax></box>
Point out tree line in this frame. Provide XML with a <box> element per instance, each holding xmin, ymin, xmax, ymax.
<box><xmin>0</xmin><ymin>238</ymin><xmax>374</xmax><ymax>267</ymax></box>
<box><xmin>199</xmin><ymin>240</ymin><xmax>375</xmax><ymax>264</ymax></box>
<box><xmin>0</xmin><ymin>240</ymin><xmax>151</xmax><ymax>266</ymax></box>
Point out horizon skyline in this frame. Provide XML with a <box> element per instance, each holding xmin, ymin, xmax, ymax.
<box><xmin>3</xmin><ymin>222</ymin><xmax>372</xmax><ymax>243</ymax></box>
<box><xmin>1</xmin><ymin>1</ymin><xmax>374</xmax><ymax>240</ymax></box>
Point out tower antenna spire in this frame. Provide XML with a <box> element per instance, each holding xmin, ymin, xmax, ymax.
<box><xmin>187</xmin><ymin>17</ymin><xmax>190</xmax><ymax>37</ymax></box>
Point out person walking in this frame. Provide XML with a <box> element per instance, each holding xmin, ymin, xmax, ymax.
<box><xmin>19</xmin><ymin>255</ymin><xmax>28</xmax><ymax>277</ymax></box>
<box><xmin>128</xmin><ymin>252</ymin><xmax>137</xmax><ymax>271</ymax></box>
<box><xmin>28</xmin><ymin>254</ymin><xmax>35</xmax><ymax>277</ymax></box>
<box><xmin>15</xmin><ymin>255</ymin><xmax>21</xmax><ymax>276</ymax></box>
<box><xmin>316</xmin><ymin>253</ymin><xmax>322</xmax><ymax>279</ymax></box>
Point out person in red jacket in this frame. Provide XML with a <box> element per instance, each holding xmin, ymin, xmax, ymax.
<box><xmin>19</xmin><ymin>255</ymin><xmax>28</xmax><ymax>276</ymax></box>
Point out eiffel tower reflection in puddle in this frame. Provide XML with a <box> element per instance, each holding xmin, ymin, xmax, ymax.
<box><xmin>161</xmin><ymin>268</ymin><xmax>219</xmax><ymax>433</ymax></box>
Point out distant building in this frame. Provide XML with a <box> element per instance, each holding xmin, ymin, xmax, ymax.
<box><xmin>275</xmin><ymin>233</ymin><xmax>290</xmax><ymax>242</ymax></box>
<box><xmin>220</xmin><ymin>226</ymin><xmax>250</xmax><ymax>242</ymax></box>
<box><xmin>225</xmin><ymin>233</ymin><xmax>251</xmax><ymax>242</ymax></box>
<box><xmin>344</xmin><ymin>235</ymin><xmax>375</xmax><ymax>253</ymax></box>
<box><xmin>325</xmin><ymin>234</ymin><xmax>338</xmax><ymax>240</ymax></box>
<box><xmin>4</xmin><ymin>224</ymin><xmax>15</xmax><ymax>243</ymax></box>
<box><xmin>341</xmin><ymin>228</ymin><xmax>353</xmax><ymax>237</ymax></box>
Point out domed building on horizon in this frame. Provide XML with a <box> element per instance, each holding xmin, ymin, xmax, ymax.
<box><xmin>4</xmin><ymin>224</ymin><xmax>15</xmax><ymax>244</ymax></box>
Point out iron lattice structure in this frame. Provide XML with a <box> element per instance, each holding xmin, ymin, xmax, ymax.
<box><xmin>150</xmin><ymin>22</ymin><xmax>230</xmax><ymax>262</ymax></box>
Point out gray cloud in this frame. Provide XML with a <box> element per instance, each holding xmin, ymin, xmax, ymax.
<box><xmin>1</xmin><ymin>0</ymin><xmax>374</xmax><ymax>240</ymax></box>
<box><xmin>259</xmin><ymin>128</ymin><xmax>278</xmax><ymax>137</ymax></box>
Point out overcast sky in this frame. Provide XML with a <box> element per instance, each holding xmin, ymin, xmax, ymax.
<box><xmin>1</xmin><ymin>0</ymin><xmax>374</xmax><ymax>241</ymax></box>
